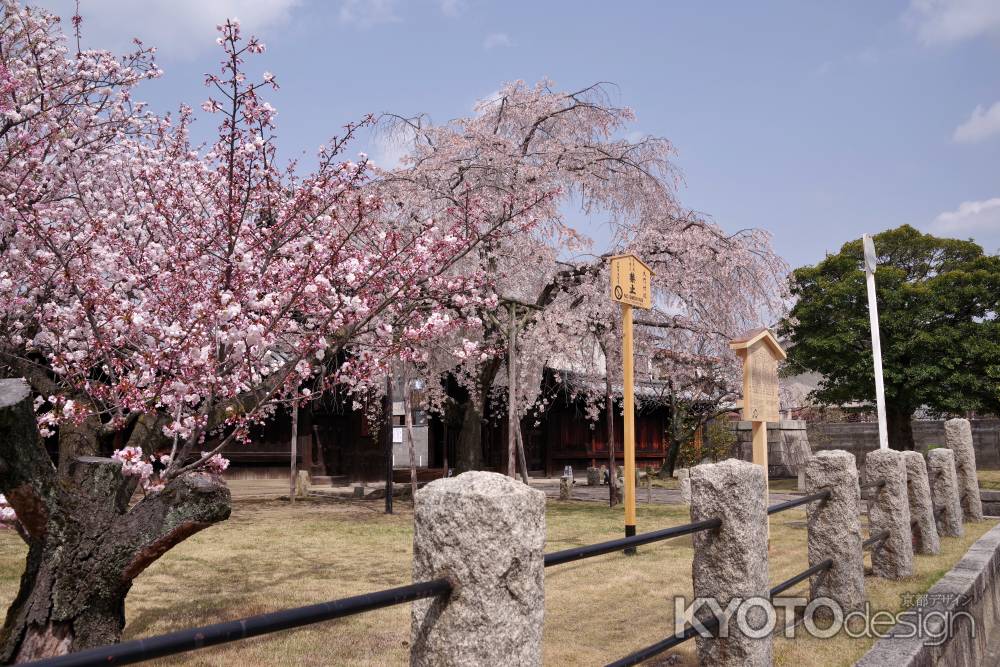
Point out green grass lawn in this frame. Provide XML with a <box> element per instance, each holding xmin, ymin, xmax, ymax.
<box><xmin>0</xmin><ymin>496</ymin><xmax>992</xmax><ymax>666</ymax></box>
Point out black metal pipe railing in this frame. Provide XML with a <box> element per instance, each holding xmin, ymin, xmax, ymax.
<box><xmin>27</xmin><ymin>515</ymin><xmax>726</xmax><ymax>667</ymax></box>
<box><xmin>605</xmin><ymin>616</ymin><xmax>720</xmax><ymax>667</ymax></box>
<box><xmin>767</xmin><ymin>490</ymin><xmax>830</xmax><ymax>515</ymax></box>
<box><xmin>769</xmin><ymin>559</ymin><xmax>833</xmax><ymax>598</ymax></box>
<box><xmin>25</xmin><ymin>579</ymin><xmax>451</xmax><ymax>667</ymax></box>
<box><xmin>605</xmin><ymin>557</ymin><xmax>837</xmax><ymax>667</ymax></box>
<box><xmin>863</xmin><ymin>529</ymin><xmax>890</xmax><ymax>550</ymax></box>
<box><xmin>544</xmin><ymin>517</ymin><xmax>722</xmax><ymax>568</ymax></box>
<box><xmin>28</xmin><ymin>493</ymin><xmax>859</xmax><ymax>667</ymax></box>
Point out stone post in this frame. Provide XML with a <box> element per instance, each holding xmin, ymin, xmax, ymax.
<box><xmin>586</xmin><ymin>467</ymin><xmax>601</xmax><ymax>486</ymax></box>
<box><xmin>294</xmin><ymin>470</ymin><xmax>310</xmax><ymax>499</ymax></box>
<box><xmin>864</xmin><ymin>449</ymin><xmax>914</xmax><ymax>579</ymax></box>
<box><xmin>803</xmin><ymin>451</ymin><xmax>865</xmax><ymax>611</ymax></box>
<box><xmin>677</xmin><ymin>468</ymin><xmax>691</xmax><ymax>504</ymax></box>
<box><xmin>559</xmin><ymin>476</ymin><xmax>571</xmax><ymax>500</ymax></box>
<box><xmin>927</xmin><ymin>449</ymin><xmax>964</xmax><ymax>538</ymax></box>
<box><xmin>690</xmin><ymin>459</ymin><xmax>771</xmax><ymax>666</ymax></box>
<box><xmin>901</xmin><ymin>451</ymin><xmax>940</xmax><ymax>555</ymax></box>
<box><xmin>944</xmin><ymin>418</ymin><xmax>984</xmax><ymax>522</ymax></box>
<box><xmin>411</xmin><ymin>471</ymin><xmax>545</xmax><ymax>666</ymax></box>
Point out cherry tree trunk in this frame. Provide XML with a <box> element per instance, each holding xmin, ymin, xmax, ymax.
<box><xmin>455</xmin><ymin>403</ymin><xmax>485</xmax><ymax>473</ymax></box>
<box><xmin>453</xmin><ymin>360</ymin><xmax>501</xmax><ymax>473</ymax></box>
<box><xmin>0</xmin><ymin>380</ymin><xmax>231</xmax><ymax>662</ymax></box>
<box><xmin>886</xmin><ymin>405</ymin><xmax>916</xmax><ymax>451</ymax></box>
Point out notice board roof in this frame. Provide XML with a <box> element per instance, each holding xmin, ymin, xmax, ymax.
<box><xmin>728</xmin><ymin>328</ymin><xmax>787</xmax><ymax>360</ymax></box>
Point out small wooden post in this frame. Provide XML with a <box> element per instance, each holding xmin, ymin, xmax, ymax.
<box><xmin>693</xmin><ymin>425</ymin><xmax>703</xmax><ymax>463</ymax></box>
<box><xmin>605</xmin><ymin>370</ymin><xmax>618</xmax><ymax>507</ymax></box>
<box><xmin>609</xmin><ymin>253</ymin><xmax>654</xmax><ymax>552</ymax></box>
<box><xmin>384</xmin><ymin>373</ymin><xmax>393</xmax><ymax>515</ymax></box>
<box><xmin>402</xmin><ymin>363</ymin><xmax>419</xmax><ymax>499</ymax></box>
<box><xmin>751</xmin><ymin>421</ymin><xmax>767</xmax><ymax>491</ymax></box>
<box><xmin>289</xmin><ymin>403</ymin><xmax>298</xmax><ymax>503</ymax></box>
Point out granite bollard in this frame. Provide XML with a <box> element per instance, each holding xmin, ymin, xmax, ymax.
<box><xmin>865</xmin><ymin>449</ymin><xmax>914</xmax><ymax>579</ymax></box>
<box><xmin>586</xmin><ymin>467</ymin><xmax>601</xmax><ymax>486</ymax></box>
<box><xmin>690</xmin><ymin>459</ymin><xmax>771</xmax><ymax>666</ymax></box>
<box><xmin>559</xmin><ymin>476</ymin><xmax>571</xmax><ymax>500</ymax></box>
<box><xmin>294</xmin><ymin>470</ymin><xmax>310</xmax><ymax>499</ymax></box>
<box><xmin>677</xmin><ymin>468</ymin><xmax>691</xmax><ymax>504</ymax></box>
<box><xmin>901</xmin><ymin>451</ymin><xmax>940</xmax><ymax>555</ymax></box>
<box><xmin>411</xmin><ymin>472</ymin><xmax>546</xmax><ymax>666</ymax></box>
<box><xmin>803</xmin><ymin>451</ymin><xmax>865</xmax><ymax>611</ymax></box>
<box><xmin>944</xmin><ymin>418</ymin><xmax>984</xmax><ymax>522</ymax></box>
<box><xmin>927</xmin><ymin>448</ymin><xmax>964</xmax><ymax>538</ymax></box>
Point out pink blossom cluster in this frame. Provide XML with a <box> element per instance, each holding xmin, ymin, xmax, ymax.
<box><xmin>111</xmin><ymin>446</ymin><xmax>154</xmax><ymax>484</ymax></box>
<box><xmin>200</xmin><ymin>452</ymin><xmax>230</xmax><ymax>475</ymax></box>
<box><xmin>0</xmin><ymin>5</ymin><xmax>519</xmax><ymax>479</ymax></box>
<box><xmin>375</xmin><ymin>80</ymin><xmax>789</xmax><ymax>426</ymax></box>
<box><xmin>0</xmin><ymin>494</ymin><xmax>16</xmax><ymax>523</ymax></box>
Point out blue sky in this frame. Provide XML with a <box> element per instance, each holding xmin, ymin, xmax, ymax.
<box><xmin>33</xmin><ymin>0</ymin><xmax>1000</xmax><ymax>265</ymax></box>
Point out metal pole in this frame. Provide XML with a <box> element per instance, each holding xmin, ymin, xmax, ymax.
<box><xmin>863</xmin><ymin>234</ymin><xmax>889</xmax><ymax>450</ymax></box>
<box><xmin>384</xmin><ymin>373</ymin><xmax>393</xmax><ymax>514</ymax></box>
<box><xmin>622</xmin><ymin>303</ymin><xmax>636</xmax><ymax>553</ymax></box>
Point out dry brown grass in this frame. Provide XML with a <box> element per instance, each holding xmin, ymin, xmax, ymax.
<box><xmin>0</xmin><ymin>497</ymin><xmax>992</xmax><ymax>666</ymax></box>
<box><xmin>977</xmin><ymin>469</ymin><xmax>1000</xmax><ymax>490</ymax></box>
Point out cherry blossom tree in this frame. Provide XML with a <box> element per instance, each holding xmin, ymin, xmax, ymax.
<box><xmin>380</xmin><ymin>81</ymin><xmax>788</xmax><ymax>473</ymax></box>
<box><xmin>0</xmin><ymin>6</ymin><xmax>508</xmax><ymax>659</ymax></box>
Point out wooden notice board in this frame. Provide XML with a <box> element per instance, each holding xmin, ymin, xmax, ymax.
<box><xmin>729</xmin><ymin>328</ymin><xmax>785</xmax><ymax>422</ymax></box>
<box><xmin>730</xmin><ymin>328</ymin><xmax>785</xmax><ymax>507</ymax></box>
<box><xmin>610</xmin><ymin>254</ymin><xmax>653</xmax><ymax>310</ymax></box>
<box><xmin>744</xmin><ymin>342</ymin><xmax>781</xmax><ymax>423</ymax></box>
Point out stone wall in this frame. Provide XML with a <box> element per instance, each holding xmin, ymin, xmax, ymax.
<box><xmin>982</xmin><ymin>490</ymin><xmax>1000</xmax><ymax>517</ymax></box>
<box><xmin>855</xmin><ymin>522</ymin><xmax>1000</xmax><ymax>667</ymax></box>
<box><xmin>809</xmin><ymin>419</ymin><xmax>1000</xmax><ymax>470</ymax></box>
<box><xmin>733</xmin><ymin>420</ymin><xmax>811</xmax><ymax>478</ymax></box>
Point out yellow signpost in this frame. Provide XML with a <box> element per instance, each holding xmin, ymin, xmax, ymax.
<box><xmin>610</xmin><ymin>254</ymin><xmax>653</xmax><ymax>551</ymax></box>
<box><xmin>729</xmin><ymin>328</ymin><xmax>785</xmax><ymax>494</ymax></box>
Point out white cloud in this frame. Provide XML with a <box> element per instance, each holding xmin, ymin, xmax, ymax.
<box><xmin>371</xmin><ymin>123</ymin><xmax>417</xmax><ymax>170</ymax></box>
<box><xmin>439</xmin><ymin>0</ymin><xmax>465</xmax><ymax>17</ymax></box>
<box><xmin>928</xmin><ymin>198</ymin><xmax>1000</xmax><ymax>251</ymax></box>
<box><xmin>338</xmin><ymin>0</ymin><xmax>400</xmax><ymax>27</ymax></box>
<box><xmin>34</xmin><ymin>0</ymin><xmax>299</xmax><ymax>59</ymax></box>
<box><xmin>953</xmin><ymin>102</ymin><xmax>1000</xmax><ymax>143</ymax></box>
<box><xmin>471</xmin><ymin>89</ymin><xmax>501</xmax><ymax>112</ymax></box>
<box><xmin>483</xmin><ymin>32</ymin><xmax>511</xmax><ymax>50</ymax></box>
<box><xmin>904</xmin><ymin>0</ymin><xmax>1000</xmax><ymax>46</ymax></box>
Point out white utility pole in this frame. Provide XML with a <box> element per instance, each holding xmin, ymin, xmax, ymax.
<box><xmin>863</xmin><ymin>234</ymin><xmax>889</xmax><ymax>450</ymax></box>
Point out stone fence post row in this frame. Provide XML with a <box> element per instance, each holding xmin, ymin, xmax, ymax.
<box><xmin>407</xmin><ymin>431</ymin><xmax>981</xmax><ymax>667</ymax></box>
<box><xmin>864</xmin><ymin>449</ymin><xmax>915</xmax><ymax>579</ymax></box>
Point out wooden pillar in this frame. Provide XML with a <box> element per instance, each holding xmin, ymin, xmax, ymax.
<box><xmin>752</xmin><ymin>420</ymin><xmax>768</xmax><ymax>496</ymax></box>
<box><xmin>622</xmin><ymin>303</ymin><xmax>636</xmax><ymax>550</ymax></box>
